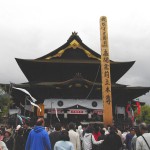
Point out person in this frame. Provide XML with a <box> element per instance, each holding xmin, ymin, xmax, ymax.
<box><xmin>54</xmin><ymin>130</ymin><xmax>74</xmax><ymax>150</ymax></box>
<box><xmin>136</xmin><ymin>122</ymin><xmax>150</xmax><ymax>150</ymax></box>
<box><xmin>98</xmin><ymin>129</ymin><xmax>106</xmax><ymax>141</ymax></box>
<box><xmin>0</xmin><ymin>141</ymin><xmax>8</xmax><ymax>150</ymax></box>
<box><xmin>92</xmin><ymin>124</ymin><xmax>101</xmax><ymax>150</ymax></box>
<box><xmin>76</xmin><ymin>125</ymin><xmax>83</xmax><ymax>141</ymax></box>
<box><xmin>23</xmin><ymin>121</ymin><xmax>31</xmax><ymax>149</ymax></box>
<box><xmin>25</xmin><ymin>118</ymin><xmax>51</xmax><ymax>150</ymax></box>
<box><xmin>131</xmin><ymin>126</ymin><xmax>141</xmax><ymax>150</ymax></box>
<box><xmin>3</xmin><ymin>129</ymin><xmax>14</xmax><ymax>150</ymax></box>
<box><xmin>68</xmin><ymin>122</ymin><xmax>81</xmax><ymax>150</ymax></box>
<box><xmin>116</xmin><ymin>127</ymin><xmax>124</xmax><ymax>144</ymax></box>
<box><xmin>14</xmin><ymin>127</ymin><xmax>24</xmax><ymax>150</ymax></box>
<box><xmin>49</xmin><ymin>123</ymin><xmax>62</xmax><ymax>150</ymax></box>
<box><xmin>82</xmin><ymin>125</ymin><xmax>103</xmax><ymax>150</ymax></box>
<box><xmin>102</xmin><ymin>126</ymin><xmax>122</xmax><ymax>150</ymax></box>
<box><xmin>125</xmin><ymin>127</ymin><xmax>136</xmax><ymax>150</ymax></box>
<box><xmin>92</xmin><ymin>124</ymin><xmax>101</xmax><ymax>141</ymax></box>
<box><xmin>0</xmin><ymin>130</ymin><xmax>4</xmax><ymax>141</ymax></box>
<box><xmin>122</xmin><ymin>128</ymin><xmax>129</xmax><ymax>144</ymax></box>
<box><xmin>97</xmin><ymin>129</ymin><xmax>106</xmax><ymax>150</ymax></box>
<box><xmin>45</xmin><ymin>126</ymin><xmax>51</xmax><ymax>135</ymax></box>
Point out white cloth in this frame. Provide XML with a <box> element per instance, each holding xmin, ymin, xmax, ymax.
<box><xmin>76</xmin><ymin>126</ymin><xmax>83</xmax><ymax>141</ymax></box>
<box><xmin>136</xmin><ymin>133</ymin><xmax>150</xmax><ymax>150</ymax></box>
<box><xmin>117</xmin><ymin>129</ymin><xmax>124</xmax><ymax>143</ymax></box>
<box><xmin>103</xmin><ymin>128</ymin><xmax>109</xmax><ymax>135</ymax></box>
<box><xmin>122</xmin><ymin>132</ymin><xmax>128</xmax><ymax>143</ymax></box>
<box><xmin>131</xmin><ymin>134</ymin><xmax>137</xmax><ymax>150</ymax></box>
<box><xmin>54</xmin><ymin>141</ymin><xmax>74</xmax><ymax>150</ymax></box>
<box><xmin>0</xmin><ymin>141</ymin><xmax>8</xmax><ymax>150</ymax></box>
<box><xmin>82</xmin><ymin>133</ymin><xmax>103</xmax><ymax>150</ymax></box>
<box><xmin>68</xmin><ymin>130</ymin><xmax>81</xmax><ymax>150</ymax></box>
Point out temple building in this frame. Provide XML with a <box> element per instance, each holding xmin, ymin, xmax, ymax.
<box><xmin>10</xmin><ymin>32</ymin><xmax>150</xmax><ymax>126</ymax></box>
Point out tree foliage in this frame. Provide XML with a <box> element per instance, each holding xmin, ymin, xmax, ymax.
<box><xmin>136</xmin><ymin>105</ymin><xmax>150</xmax><ymax>124</ymax></box>
<box><xmin>0</xmin><ymin>87</ymin><xmax>13</xmax><ymax>118</ymax></box>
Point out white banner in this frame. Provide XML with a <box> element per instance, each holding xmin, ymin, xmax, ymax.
<box><xmin>44</xmin><ymin>99</ymin><xmax>103</xmax><ymax>109</ymax></box>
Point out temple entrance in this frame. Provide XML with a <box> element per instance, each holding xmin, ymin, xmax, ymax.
<box><xmin>67</xmin><ymin>114</ymin><xmax>88</xmax><ymax>125</ymax></box>
<box><xmin>45</xmin><ymin>113</ymin><xmax>89</xmax><ymax>126</ymax></box>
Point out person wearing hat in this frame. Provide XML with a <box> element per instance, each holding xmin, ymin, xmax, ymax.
<box><xmin>125</xmin><ymin>127</ymin><xmax>136</xmax><ymax>150</ymax></box>
<box><xmin>131</xmin><ymin>126</ymin><xmax>141</xmax><ymax>150</ymax></box>
<box><xmin>3</xmin><ymin>129</ymin><xmax>14</xmax><ymax>150</ymax></box>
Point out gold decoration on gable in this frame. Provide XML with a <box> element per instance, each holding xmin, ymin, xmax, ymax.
<box><xmin>70</xmin><ymin>40</ymin><xmax>100</xmax><ymax>60</ymax></box>
<box><xmin>70</xmin><ymin>40</ymin><xmax>80</xmax><ymax>49</ymax></box>
<box><xmin>45</xmin><ymin>50</ymin><xmax>65</xmax><ymax>60</ymax></box>
<box><xmin>82</xmin><ymin>49</ymin><xmax>100</xmax><ymax>61</ymax></box>
<box><xmin>45</xmin><ymin>39</ymin><xmax>101</xmax><ymax>61</ymax></box>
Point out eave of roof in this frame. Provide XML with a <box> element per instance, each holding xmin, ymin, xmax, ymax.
<box><xmin>15</xmin><ymin>58</ymin><xmax>135</xmax><ymax>65</ymax></box>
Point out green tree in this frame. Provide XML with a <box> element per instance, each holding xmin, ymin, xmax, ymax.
<box><xmin>0</xmin><ymin>87</ymin><xmax>13</xmax><ymax>122</ymax></box>
<box><xmin>135</xmin><ymin>105</ymin><xmax>150</xmax><ymax>124</ymax></box>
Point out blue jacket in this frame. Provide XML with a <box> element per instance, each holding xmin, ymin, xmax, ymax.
<box><xmin>25</xmin><ymin>126</ymin><xmax>51</xmax><ymax>150</ymax></box>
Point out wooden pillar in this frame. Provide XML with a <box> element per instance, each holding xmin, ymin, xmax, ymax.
<box><xmin>37</xmin><ymin>104</ymin><xmax>44</xmax><ymax>117</ymax></box>
<box><xmin>100</xmin><ymin>16</ymin><xmax>113</xmax><ymax>126</ymax></box>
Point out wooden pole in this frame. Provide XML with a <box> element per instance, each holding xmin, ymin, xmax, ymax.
<box><xmin>100</xmin><ymin>16</ymin><xmax>113</xmax><ymax>126</ymax></box>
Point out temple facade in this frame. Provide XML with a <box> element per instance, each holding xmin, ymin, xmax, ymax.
<box><xmin>10</xmin><ymin>32</ymin><xmax>150</xmax><ymax>126</ymax></box>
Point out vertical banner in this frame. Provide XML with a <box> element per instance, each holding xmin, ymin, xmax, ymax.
<box><xmin>100</xmin><ymin>16</ymin><xmax>113</xmax><ymax>125</ymax></box>
<box><xmin>37</xmin><ymin>104</ymin><xmax>44</xmax><ymax>117</ymax></box>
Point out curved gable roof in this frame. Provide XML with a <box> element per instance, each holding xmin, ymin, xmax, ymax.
<box><xmin>36</xmin><ymin>32</ymin><xmax>102</xmax><ymax>61</ymax></box>
<box><xmin>15</xmin><ymin>32</ymin><xmax>135</xmax><ymax>83</ymax></box>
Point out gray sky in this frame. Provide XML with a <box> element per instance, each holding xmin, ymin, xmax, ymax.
<box><xmin>0</xmin><ymin>0</ymin><xmax>150</xmax><ymax>104</ymax></box>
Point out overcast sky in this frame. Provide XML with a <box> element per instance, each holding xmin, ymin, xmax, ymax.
<box><xmin>0</xmin><ymin>0</ymin><xmax>150</xmax><ymax>104</ymax></box>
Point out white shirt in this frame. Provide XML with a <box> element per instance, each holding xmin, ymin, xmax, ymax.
<box><xmin>136</xmin><ymin>133</ymin><xmax>150</xmax><ymax>150</ymax></box>
<box><xmin>122</xmin><ymin>132</ymin><xmax>128</xmax><ymax>143</ymax></box>
<box><xmin>69</xmin><ymin>129</ymin><xmax>81</xmax><ymax>150</ymax></box>
<box><xmin>0</xmin><ymin>141</ymin><xmax>8</xmax><ymax>150</ymax></box>
<box><xmin>54</xmin><ymin>141</ymin><xmax>74</xmax><ymax>150</ymax></box>
<box><xmin>82</xmin><ymin>133</ymin><xmax>103</xmax><ymax>150</ymax></box>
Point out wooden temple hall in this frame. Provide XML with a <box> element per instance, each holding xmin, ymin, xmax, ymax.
<box><xmin>10</xmin><ymin>32</ymin><xmax>150</xmax><ymax>126</ymax></box>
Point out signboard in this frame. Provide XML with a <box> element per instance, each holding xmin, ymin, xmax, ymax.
<box><xmin>100</xmin><ymin>16</ymin><xmax>113</xmax><ymax>125</ymax></box>
<box><xmin>67</xmin><ymin>109</ymin><xmax>87</xmax><ymax>114</ymax></box>
<box><xmin>47</xmin><ymin>109</ymin><xmax>103</xmax><ymax>115</ymax></box>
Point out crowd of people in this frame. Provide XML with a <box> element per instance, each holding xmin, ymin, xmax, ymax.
<box><xmin>0</xmin><ymin>118</ymin><xmax>150</xmax><ymax>150</ymax></box>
